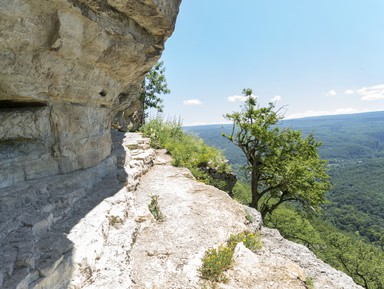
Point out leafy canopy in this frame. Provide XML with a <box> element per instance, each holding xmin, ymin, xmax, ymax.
<box><xmin>223</xmin><ymin>88</ymin><xmax>331</xmax><ymax>219</ymax></box>
<box><xmin>267</xmin><ymin>204</ymin><xmax>384</xmax><ymax>289</ymax></box>
<box><xmin>325</xmin><ymin>232</ymin><xmax>384</xmax><ymax>289</ymax></box>
<box><xmin>140</xmin><ymin>61</ymin><xmax>170</xmax><ymax>121</ymax></box>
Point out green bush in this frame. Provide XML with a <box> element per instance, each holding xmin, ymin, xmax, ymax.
<box><xmin>199</xmin><ymin>245</ymin><xmax>233</xmax><ymax>283</ymax></box>
<box><xmin>305</xmin><ymin>277</ymin><xmax>315</xmax><ymax>289</ymax></box>
<box><xmin>141</xmin><ymin>118</ymin><xmax>231</xmax><ymax>187</ymax></box>
<box><xmin>227</xmin><ymin>231</ymin><xmax>262</xmax><ymax>252</ymax></box>
<box><xmin>199</xmin><ymin>231</ymin><xmax>262</xmax><ymax>284</ymax></box>
<box><xmin>232</xmin><ymin>181</ymin><xmax>252</xmax><ymax>205</ymax></box>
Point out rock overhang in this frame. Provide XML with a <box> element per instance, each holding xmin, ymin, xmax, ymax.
<box><xmin>0</xmin><ymin>0</ymin><xmax>181</xmax><ymax>188</ymax></box>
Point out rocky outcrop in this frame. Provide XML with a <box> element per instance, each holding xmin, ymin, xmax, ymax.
<box><xmin>0</xmin><ymin>2</ymin><xmax>365</xmax><ymax>288</ymax></box>
<box><xmin>0</xmin><ymin>133</ymin><xmax>363</xmax><ymax>288</ymax></box>
<box><xmin>201</xmin><ymin>166</ymin><xmax>237</xmax><ymax>194</ymax></box>
<box><xmin>0</xmin><ymin>132</ymin><xmax>156</xmax><ymax>288</ymax></box>
<box><xmin>0</xmin><ymin>0</ymin><xmax>181</xmax><ymax>189</ymax></box>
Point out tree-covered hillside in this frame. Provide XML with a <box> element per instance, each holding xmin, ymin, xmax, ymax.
<box><xmin>184</xmin><ymin>111</ymin><xmax>384</xmax><ymax>288</ymax></box>
<box><xmin>184</xmin><ymin>111</ymin><xmax>384</xmax><ymax>244</ymax></box>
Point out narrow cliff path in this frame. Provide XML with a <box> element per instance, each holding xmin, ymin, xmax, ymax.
<box><xmin>69</xmin><ymin>133</ymin><xmax>361</xmax><ymax>289</ymax></box>
<box><xmin>78</xmin><ymin>150</ymin><xmax>255</xmax><ymax>289</ymax></box>
<box><xmin>0</xmin><ymin>132</ymin><xmax>362</xmax><ymax>288</ymax></box>
<box><xmin>129</xmin><ymin>152</ymin><xmax>254</xmax><ymax>288</ymax></box>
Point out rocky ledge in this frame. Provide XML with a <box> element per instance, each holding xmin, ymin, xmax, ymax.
<box><xmin>1</xmin><ymin>133</ymin><xmax>361</xmax><ymax>289</ymax></box>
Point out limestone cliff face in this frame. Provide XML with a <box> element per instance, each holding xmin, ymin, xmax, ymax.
<box><xmin>0</xmin><ymin>2</ymin><xmax>363</xmax><ymax>289</ymax></box>
<box><xmin>0</xmin><ymin>0</ymin><xmax>181</xmax><ymax>189</ymax></box>
<box><xmin>0</xmin><ymin>132</ymin><xmax>363</xmax><ymax>289</ymax></box>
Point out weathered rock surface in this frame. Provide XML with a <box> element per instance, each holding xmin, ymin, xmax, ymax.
<box><xmin>0</xmin><ymin>133</ymin><xmax>363</xmax><ymax>288</ymax></box>
<box><xmin>119</xmin><ymin>153</ymin><xmax>362</xmax><ymax>289</ymax></box>
<box><xmin>0</xmin><ymin>0</ymin><xmax>181</xmax><ymax>188</ymax></box>
<box><xmin>0</xmin><ymin>2</ymin><xmax>364</xmax><ymax>286</ymax></box>
<box><xmin>0</xmin><ymin>132</ymin><xmax>155</xmax><ymax>288</ymax></box>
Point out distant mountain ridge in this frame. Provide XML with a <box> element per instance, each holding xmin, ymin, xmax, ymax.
<box><xmin>185</xmin><ymin>110</ymin><xmax>384</xmax><ymax>162</ymax></box>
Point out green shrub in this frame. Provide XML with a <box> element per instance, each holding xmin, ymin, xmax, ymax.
<box><xmin>199</xmin><ymin>231</ymin><xmax>262</xmax><ymax>284</ymax></box>
<box><xmin>199</xmin><ymin>245</ymin><xmax>233</xmax><ymax>283</ymax></box>
<box><xmin>305</xmin><ymin>277</ymin><xmax>315</xmax><ymax>289</ymax></box>
<box><xmin>232</xmin><ymin>181</ymin><xmax>252</xmax><ymax>205</ymax></box>
<box><xmin>227</xmin><ymin>231</ymin><xmax>262</xmax><ymax>252</ymax></box>
<box><xmin>141</xmin><ymin>118</ymin><xmax>231</xmax><ymax>187</ymax></box>
<box><xmin>140</xmin><ymin>117</ymin><xmax>183</xmax><ymax>149</ymax></box>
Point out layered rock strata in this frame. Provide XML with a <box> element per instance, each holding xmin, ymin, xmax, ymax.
<box><xmin>0</xmin><ymin>132</ymin><xmax>155</xmax><ymax>288</ymax></box>
<box><xmin>0</xmin><ymin>133</ymin><xmax>363</xmax><ymax>288</ymax></box>
<box><xmin>0</xmin><ymin>0</ymin><xmax>181</xmax><ymax>188</ymax></box>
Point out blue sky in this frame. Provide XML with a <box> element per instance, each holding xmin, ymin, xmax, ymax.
<box><xmin>159</xmin><ymin>0</ymin><xmax>384</xmax><ymax>126</ymax></box>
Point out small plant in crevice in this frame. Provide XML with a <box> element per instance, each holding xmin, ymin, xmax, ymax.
<box><xmin>199</xmin><ymin>231</ymin><xmax>262</xmax><ymax>284</ymax></box>
<box><xmin>304</xmin><ymin>277</ymin><xmax>315</xmax><ymax>289</ymax></box>
<box><xmin>108</xmin><ymin>215</ymin><xmax>121</xmax><ymax>227</ymax></box>
<box><xmin>227</xmin><ymin>231</ymin><xmax>262</xmax><ymax>253</ymax></box>
<box><xmin>148</xmin><ymin>195</ymin><xmax>165</xmax><ymax>222</ymax></box>
<box><xmin>199</xmin><ymin>245</ymin><xmax>233</xmax><ymax>283</ymax></box>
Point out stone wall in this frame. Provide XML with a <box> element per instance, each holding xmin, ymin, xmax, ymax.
<box><xmin>0</xmin><ymin>0</ymin><xmax>181</xmax><ymax>188</ymax></box>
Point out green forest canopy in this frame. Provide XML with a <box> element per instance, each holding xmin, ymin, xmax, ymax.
<box><xmin>184</xmin><ymin>111</ymin><xmax>384</xmax><ymax>244</ymax></box>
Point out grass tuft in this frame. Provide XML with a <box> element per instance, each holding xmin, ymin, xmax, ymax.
<box><xmin>199</xmin><ymin>231</ymin><xmax>262</xmax><ymax>284</ymax></box>
<box><xmin>148</xmin><ymin>195</ymin><xmax>165</xmax><ymax>222</ymax></box>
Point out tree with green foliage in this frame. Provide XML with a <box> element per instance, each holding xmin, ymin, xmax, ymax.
<box><xmin>266</xmin><ymin>206</ymin><xmax>324</xmax><ymax>250</ymax></box>
<box><xmin>223</xmin><ymin>88</ymin><xmax>331</xmax><ymax>219</ymax></box>
<box><xmin>268</xmin><ymin>205</ymin><xmax>384</xmax><ymax>289</ymax></box>
<box><xmin>139</xmin><ymin>61</ymin><xmax>170</xmax><ymax>124</ymax></box>
<box><xmin>325</xmin><ymin>232</ymin><xmax>384</xmax><ymax>289</ymax></box>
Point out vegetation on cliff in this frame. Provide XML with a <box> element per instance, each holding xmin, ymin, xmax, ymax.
<box><xmin>185</xmin><ymin>111</ymin><xmax>384</xmax><ymax>289</ymax></box>
<box><xmin>140</xmin><ymin>113</ymin><xmax>384</xmax><ymax>288</ymax></box>
<box><xmin>140</xmin><ymin>61</ymin><xmax>170</xmax><ymax>125</ymax></box>
<box><xmin>267</xmin><ymin>205</ymin><xmax>384</xmax><ymax>289</ymax></box>
<box><xmin>141</xmin><ymin>118</ymin><xmax>231</xmax><ymax>191</ymax></box>
<box><xmin>223</xmin><ymin>89</ymin><xmax>331</xmax><ymax>219</ymax></box>
<box><xmin>199</xmin><ymin>231</ymin><xmax>262</xmax><ymax>284</ymax></box>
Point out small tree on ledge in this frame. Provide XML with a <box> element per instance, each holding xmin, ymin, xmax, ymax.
<box><xmin>139</xmin><ymin>61</ymin><xmax>170</xmax><ymax>125</ymax></box>
<box><xmin>223</xmin><ymin>88</ymin><xmax>331</xmax><ymax>219</ymax></box>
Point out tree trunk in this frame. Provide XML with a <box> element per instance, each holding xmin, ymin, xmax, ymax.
<box><xmin>250</xmin><ymin>169</ymin><xmax>260</xmax><ymax>209</ymax></box>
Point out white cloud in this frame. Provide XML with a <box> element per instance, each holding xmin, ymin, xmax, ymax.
<box><xmin>357</xmin><ymin>84</ymin><xmax>384</xmax><ymax>101</ymax></box>
<box><xmin>326</xmin><ymin>90</ymin><xmax>337</xmax><ymax>96</ymax></box>
<box><xmin>270</xmin><ymin>95</ymin><xmax>282</xmax><ymax>102</ymax></box>
<box><xmin>227</xmin><ymin>95</ymin><xmax>249</xmax><ymax>102</ymax></box>
<box><xmin>183</xmin><ymin>99</ymin><xmax>202</xmax><ymax>105</ymax></box>
<box><xmin>345</xmin><ymin>89</ymin><xmax>354</xmax><ymax>95</ymax></box>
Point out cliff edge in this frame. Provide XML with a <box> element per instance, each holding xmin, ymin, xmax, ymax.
<box><xmin>0</xmin><ymin>2</ymin><xmax>364</xmax><ymax>288</ymax></box>
<box><xmin>0</xmin><ymin>132</ymin><xmax>363</xmax><ymax>288</ymax></box>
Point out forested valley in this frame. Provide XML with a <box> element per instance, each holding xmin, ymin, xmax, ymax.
<box><xmin>184</xmin><ymin>111</ymin><xmax>384</xmax><ymax>289</ymax></box>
